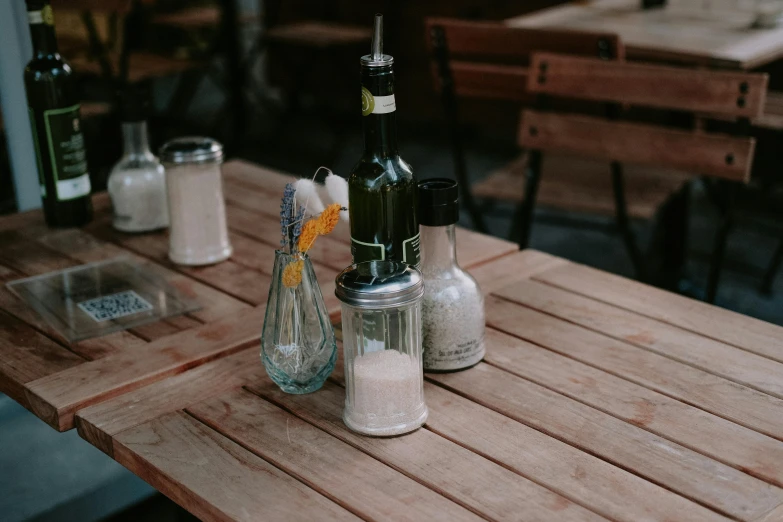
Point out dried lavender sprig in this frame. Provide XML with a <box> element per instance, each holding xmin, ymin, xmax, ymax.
<box><xmin>280</xmin><ymin>183</ymin><xmax>296</xmax><ymax>249</ymax></box>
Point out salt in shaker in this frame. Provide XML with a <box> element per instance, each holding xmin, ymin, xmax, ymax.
<box><xmin>159</xmin><ymin>137</ymin><xmax>232</xmax><ymax>266</ymax></box>
<box><xmin>107</xmin><ymin>86</ymin><xmax>168</xmax><ymax>232</ymax></box>
<box><xmin>419</xmin><ymin>179</ymin><xmax>485</xmax><ymax>372</ymax></box>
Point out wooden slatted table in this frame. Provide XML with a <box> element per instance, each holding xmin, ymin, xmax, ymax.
<box><xmin>0</xmin><ymin>160</ymin><xmax>516</xmax><ymax>432</ymax></box>
<box><xmin>3</xmin><ymin>161</ymin><xmax>783</xmax><ymax>521</ymax></box>
<box><xmin>506</xmin><ymin>0</ymin><xmax>783</xmax><ymax>69</ymax></box>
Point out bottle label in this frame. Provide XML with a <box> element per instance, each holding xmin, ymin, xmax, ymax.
<box><xmin>402</xmin><ymin>233</ymin><xmax>421</xmax><ymax>266</ymax></box>
<box><xmin>27</xmin><ymin>107</ymin><xmax>47</xmax><ymax>197</ymax></box>
<box><xmin>351</xmin><ymin>233</ymin><xmax>421</xmax><ymax>268</ymax></box>
<box><xmin>28</xmin><ymin>6</ymin><xmax>54</xmax><ymax>26</ymax></box>
<box><xmin>42</xmin><ymin>104</ymin><xmax>91</xmax><ymax>201</ymax></box>
<box><xmin>351</xmin><ymin>237</ymin><xmax>386</xmax><ymax>261</ymax></box>
<box><xmin>361</xmin><ymin>87</ymin><xmax>396</xmax><ymax>116</ymax></box>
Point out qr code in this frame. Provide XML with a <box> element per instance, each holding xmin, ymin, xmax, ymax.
<box><xmin>77</xmin><ymin>290</ymin><xmax>154</xmax><ymax>322</ymax></box>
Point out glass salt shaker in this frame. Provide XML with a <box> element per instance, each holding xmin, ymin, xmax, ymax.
<box><xmin>107</xmin><ymin>86</ymin><xmax>169</xmax><ymax>232</ymax></box>
<box><xmin>159</xmin><ymin>137</ymin><xmax>232</xmax><ymax>266</ymax></box>
<box><xmin>419</xmin><ymin>179</ymin><xmax>485</xmax><ymax>372</ymax></box>
<box><xmin>335</xmin><ymin>260</ymin><xmax>428</xmax><ymax>436</ymax></box>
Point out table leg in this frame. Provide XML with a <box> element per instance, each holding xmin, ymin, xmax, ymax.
<box><xmin>221</xmin><ymin>0</ymin><xmax>246</xmax><ymax>151</ymax></box>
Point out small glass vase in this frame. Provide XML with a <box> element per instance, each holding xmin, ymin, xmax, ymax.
<box><xmin>261</xmin><ymin>250</ymin><xmax>337</xmax><ymax>394</ymax></box>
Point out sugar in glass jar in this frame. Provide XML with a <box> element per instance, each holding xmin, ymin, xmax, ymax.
<box><xmin>159</xmin><ymin>137</ymin><xmax>232</xmax><ymax>266</ymax></box>
<box><xmin>336</xmin><ymin>260</ymin><xmax>427</xmax><ymax>436</ymax></box>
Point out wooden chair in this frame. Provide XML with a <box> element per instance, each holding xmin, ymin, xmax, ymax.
<box><xmin>56</xmin><ymin>0</ymin><xmax>201</xmax><ymax>85</ymax></box>
<box><xmin>425</xmin><ymin>18</ymin><xmax>624</xmax><ymax>233</ymax></box>
<box><xmin>519</xmin><ymin>52</ymin><xmax>768</xmax><ymax>300</ymax></box>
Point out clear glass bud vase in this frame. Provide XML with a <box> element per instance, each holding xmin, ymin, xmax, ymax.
<box><xmin>261</xmin><ymin>251</ymin><xmax>337</xmax><ymax>393</ymax></box>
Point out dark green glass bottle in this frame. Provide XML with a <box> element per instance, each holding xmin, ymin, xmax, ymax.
<box><xmin>348</xmin><ymin>14</ymin><xmax>420</xmax><ymax>268</ymax></box>
<box><xmin>24</xmin><ymin>0</ymin><xmax>93</xmax><ymax>227</ymax></box>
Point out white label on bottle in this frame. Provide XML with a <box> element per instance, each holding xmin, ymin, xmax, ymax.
<box><xmin>372</xmin><ymin>94</ymin><xmax>396</xmax><ymax>114</ymax></box>
<box><xmin>28</xmin><ymin>11</ymin><xmax>43</xmax><ymax>24</ymax></box>
<box><xmin>56</xmin><ymin>173</ymin><xmax>91</xmax><ymax>200</ymax></box>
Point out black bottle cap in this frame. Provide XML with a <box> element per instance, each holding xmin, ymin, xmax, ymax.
<box><xmin>26</xmin><ymin>0</ymin><xmax>48</xmax><ymax>10</ymax></box>
<box><xmin>117</xmin><ymin>84</ymin><xmax>152</xmax><ymax>122</ymax></box>
<box><xmin>418</xmin><ymin>178</ymin><xmax>460</xmax><ymax>227</ymax></box>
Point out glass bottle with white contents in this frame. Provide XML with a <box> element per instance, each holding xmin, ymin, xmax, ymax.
<box><xmin>107</xmin><ymin>86</ymin><xmax>168</xmax><ymax>232</ymax></box>
<box><xmin>419</xmin><ymin>179</ymin><xmax>485</xmax><ymax>372</ymax></box>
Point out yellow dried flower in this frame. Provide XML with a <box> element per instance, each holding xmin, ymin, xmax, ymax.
<box><xmin>317</xmin><ymin>203</ymin><xmax>342</xmax><ymax>235</ymax></box>
<box><xmin>282</xmin><ymin>260</ymin><xmax>304</xmax><ymax>288</ymax></box>
<box><xmin>298</xmin><ymin>219</ymin><xmax>319</xmax><ymax>253</ymax></box>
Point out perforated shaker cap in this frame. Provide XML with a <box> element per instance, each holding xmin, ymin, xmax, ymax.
<box><xmin>159</xmin><ymin>137</ymin><xmax>223</xmax><ymax>165</ymax></box>
<box><xmin>335</xmin><ymin>260</ymin><xmax>424</xmax><ymax>309</ymax></box>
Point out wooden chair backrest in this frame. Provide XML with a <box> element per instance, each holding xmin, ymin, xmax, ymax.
<box><xmin>425</xmin><ymin>18</ymin><xmax>624</xmax><ymax>102</ymax></box>
<box><xmin>529</xmin><ymin>52</ymin><xmax>767</xmax><ymax>119</ymax></box>
<box><xmin>519</xmin><ymin>53</ymin><xmax>769</xmax><ymax>182</ymax></box>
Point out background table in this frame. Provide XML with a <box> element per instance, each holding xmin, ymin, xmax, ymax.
<box><xmin>3</xmin><ymin>162</ymin><xmax>783</xmax><ymax>521</ymax></box>
<box><xmin>507</xmin><ymin>0</ymin><xmax>783</xmax><ymax>69</ymax></box>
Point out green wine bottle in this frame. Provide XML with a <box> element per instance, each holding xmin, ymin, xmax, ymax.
<box><xmin>24</xmin><ymin>0</ymin><xmax>93</xmax><ymax>227</ymax></box>
<box><xmin>348</xmin><ymin>14</ymin><xmax>420</xmax><ymax>268</ymax></box>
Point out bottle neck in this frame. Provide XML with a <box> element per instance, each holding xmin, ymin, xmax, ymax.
<box><xmin>121</xmin><ymin>121</ymin><xmax>154</xmax><ymax>159</ymax></box>
<box><xmin>361</xmin><ymin>65</ymin><xmax>398</xmax><ymax>158</ymax></box>
<box><xmin>421</xmin><ymin>224</ymin><xmax>458</xmax><ymax>274</ymax></box>
<box><xmin>28</xmin><ymin>7</ymin><xmax>58</xmax><ymax>57</ymax></box>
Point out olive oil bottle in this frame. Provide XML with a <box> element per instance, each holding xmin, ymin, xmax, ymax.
<box><xmin>348</xmin><ymin>14</ymin><xmax>420</xmax><ymax>267</ymax></box>
<box><xmin>24</xmin><ymin>0</ymin><xmax>93</xmax><ymax>227</ymax></box>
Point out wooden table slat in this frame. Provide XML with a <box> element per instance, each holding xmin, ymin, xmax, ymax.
<box><xmin>482</xmin><ymin>326</ymin><xmax>783</xmax><ymax>488</ymax></box>
<box><xmin>188</xmin><ymin>389</ymin><xmax>486</xmax><ymax>522</ymax></box>
<box><xmin>252</xmin><ymin>370</ymin><xmax>726</xmax><ymax>522</ymax></box>
<box><xmin>497</xmin><ymin>279</ymin><xmax>783</xmax><ymax>399</ymax></box>
<box><xmin>468</xmin><ymin>249</ymin><xmax>568</xmax><ymax>295</ymax></box>
<box><xmin>76</xmin><ymin>348</ymin><xmax>264</xmax><ymax>456</ymax></box>
<box><xmin>242</xmin><ymin>379</ymin><xmax>606</xmax><ymax>522</ymax></box>
<box><xmin>114</xmin><ymin>411</ymin><xmax>359</xmax><ymax>522</ymax></box>
<box><xmin>421</xmin><ymin>383</ymin><xmax>729</xmax><ymax>522</ymax></box>
<box><xmin>23</xmin><ymin>306</ymin><xmax>264</xmax><ymax>431</ymax></box>
<box><xmin>485</xmin><ymin>295</ymin><xmax>783</xmax><ymax>441</ymax></box>
<box><xmin>0</xmin><ymin>309</ymin><xmax>84</xmax><ymax>407</ymax></box>
<box><xmin>533</xmin><ymin>262</ymin><xmax>783</xmax><ymax>363</ymax></box>
<box><xmin>430</xmin><ymin>363</ymin><xmax>783</xmax><ymax>521</ymax></box>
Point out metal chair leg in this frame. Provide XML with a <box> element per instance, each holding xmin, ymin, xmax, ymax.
<box><xmin>706</xmin><ymin>210</ymin><xmax>733</xmax><ymax>304</ymax></box>
<box><xmin>511</xmin><ymin>150</ymin><xmax>542</xmax><ymax>249</ymax></box>
<box><xmin>761</xmin><ymin>237</ymin><xmax>783</xmax><ymax>295</ymax></box>
<box><xmin>430</xmin><ymin>25</ymin><xmax>487</xmax><ymax>233</ymax></box>
<box><xmin>611</xmin><ymin>162</ymin><xmax>646</xmax><ymax>281</ymax></box>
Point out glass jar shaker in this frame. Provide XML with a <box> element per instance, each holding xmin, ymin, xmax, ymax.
<box><xmin>159</xmin><ymin>137</ymin><xmax>232</xmax><ymax>266</ymax></box>
<box><xmin>419</xmin><ymin>179</ymin><xmax>485</xmax><ymax>372</ymax></box>
<box><xmin>108</xmin><ymin>85</ymin><xmax>169</xmax><ymax>232</ymax></box>
<box><xmin>335</xmin><ymin>260</ymin><xmax>427</xmax><ymax>436</ymax></box>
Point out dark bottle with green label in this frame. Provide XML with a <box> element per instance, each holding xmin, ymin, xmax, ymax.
<box><xmin>24</xmin><ymin>0</ymin><xmax>93</xmax><ymax>227</ymax></box>
<box><xmin>348</xmin><ymin>14</ymin><xmax>420</xmax><ymax>267</ymax></box>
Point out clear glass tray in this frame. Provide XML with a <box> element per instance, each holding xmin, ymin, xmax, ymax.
<box><xmin>7</xmin><ymin>257</ymin><xmax>201</xmax><ymax>342</ymax></box>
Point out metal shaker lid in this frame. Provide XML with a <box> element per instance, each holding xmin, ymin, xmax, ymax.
<box><xmin>159</xmin><ymin>137</ymin><xmax>223</xmax><ymax>165</ymax></box>
<box><xmin>335</xmin><ymin>261</ymin><xmax>423</xmax><ymax>308</ymax></box>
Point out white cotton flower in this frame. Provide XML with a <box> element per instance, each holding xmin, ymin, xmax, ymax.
<box><xmin>294</xmin><ymin>178</ymin><xmax>325</xmax><ymax>216</ymax></box>
<box><xmin>325</xmin><ymin>173</ymin><xmax>350</xmax><ymax>222</ymax></box>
